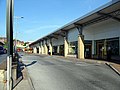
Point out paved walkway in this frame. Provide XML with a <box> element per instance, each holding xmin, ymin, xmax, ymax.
<box><xmin>13</xmin><ymin>68</ymin><xmax>33</xmax><ymax>90</ymax></box>
<box><xmin>109</xmin><ymin>63</ymin><xmax>120</xmax><ymax>73</ymax></box>
<box><xmin>13</xmin><ymin>64</ymin><xmax>34</xmax><ymax>90</ymax></box>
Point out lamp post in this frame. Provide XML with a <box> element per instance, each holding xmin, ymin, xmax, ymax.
<box><xmin>14</xmin><ymin>16</ymin><xmax>24</xmax><ymax>53</ymax></box>
<box><xmin>6</xmin><ymin>0</ymin><xmax>14</xmax><ymax>90</ymax></box>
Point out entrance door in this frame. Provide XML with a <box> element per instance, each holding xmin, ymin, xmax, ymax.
<box><xmin>85</xmin><ymin>44</ymin><xmax>92</xmax><ymax>59</ymax></box>
<box><xmin>53</xmin><ymin>46</ymin><xmax>57</xmax><ymax>55</ymax></box>
<box><xmin>60</xmin><ymin>45</ymin><xmax>64</xmax><ymax>56</ymax></box>
<box><xmin>37</xmin><ymin>48</ymin><xmax>39</xmax><ymax>53</ymax></box>
<box><xmin>97</xmin><ymin>43</ymin><xmax>104</xmax><ymax>59</ymax></box>
<box><xmin>47</xmin><ymin>46</ymin><xmax>49</xmax><ymax>54</ymax></box>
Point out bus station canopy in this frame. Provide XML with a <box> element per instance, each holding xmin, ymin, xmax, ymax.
<box><xmin>30</xmin><ymin>0</ymin><xmax>120</xmax><ymax>46</ymax></box>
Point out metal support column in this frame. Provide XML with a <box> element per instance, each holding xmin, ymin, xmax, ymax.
<box><xmin>119</xmin><ymin>37</ymin><xmax>120</xmax><ymax>55</ymax></box>
<box><xmin>44</xmin><ymin>40</ymin><xmax>48</xmax><ymax>55</ymax></box>
<box><xmin>6</xmin><ymin>0</ymin><xmax>14</xmax><ymax>90</ymax></box>
<box><xmin>76</xmin><ymin>25</ymin><xmax>85</xmax><ymax>59</ymax></box>
<box><xmin>41</xmin><ymin>41</ymin><xmax>43</xmax><ymax>54</ymax></box>
<box><xmin>92</xmin><ymin>40</ymin><xmax>95</xmax><ymax>58</ymax></box>
<box><xmin>7</xmin><ymin>0</ymin><xmax>14</xmax><ymax>56</ymax></box>
<box><xmin>64</xmin><ymin>37</ymin><xmax>69</xmax><ymax>57</ymax></box>
<box><xmin>49</xmin><ymin>39</ymin><xmax>53</xmax><ymax>55</ymax></box>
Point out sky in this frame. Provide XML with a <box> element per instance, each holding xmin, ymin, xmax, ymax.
<box><xmin>0</xmin><ymin>0</ymin><xmax>111</xmax><ymax>42</ymax></box>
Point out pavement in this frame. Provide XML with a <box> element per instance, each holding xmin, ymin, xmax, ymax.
<box><xmin>0</xmin><ymin>54</ymin><xmax>33</xmax><ymax>90</ymax></box>
<box><xmin>16</xmin><ymin>52</ymin><xmax>120</xmax><ymax>90</ymax></box>
<box><xmin>13</xmin><ymin>60</ymin><xmax>34</xmax><ymax>90</ymax></box>
<box><xmin>0</xmin><ymin>54</ymin><xmax>7</xmax><ymax>90</ymax></box>
<box><xmin>13</xmin><ymin>67</ymin><xmax>34</xmax><ymax>90</ymax></box>
<box><xmin>110</xmin><ymin>63</ymin><xmax>120</xmax><ymax>73</ymax></box>
<box><xmin>0</xmin><ymin>54</ymin><xmax>7</xmax><ymax>64</ymax></box>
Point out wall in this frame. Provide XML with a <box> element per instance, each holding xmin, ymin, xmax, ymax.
<box><xmin>32</xmin><ymin>43</ymin><xmax>40</xmax><ymax>48</ymax></box>
<box><xmin>47</xmin><ymin>39</ymin><xmax>50</xmax><ymax>45</ymax></box>
<box><xmin>62</xmin><ymin>19</ymin><xmax>120</xmax><ymax>42</ymax></box>
<box><xmin>52</xmin><ymin>36</ymin><xmax>64</xmax><ymax>46</ymax></box>
<box><xmin>83</xmin><ymin>19</ymin><xmax>120</xmax><ymax>40</ymax></box>
<box><xmin>68</xmin><ymin>28</ymin><xmax>79</xmax><ymax>42</ymax></box>
<box><xmin>31</xmin><ymin>19</ymin><xmax>120</xmax><ymax>51</ymax></box>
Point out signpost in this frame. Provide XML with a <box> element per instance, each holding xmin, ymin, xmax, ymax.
<box><xmin>6</xmin><ymin>0</ymin><xmax>14</xmax><ymax>90</ymax></box>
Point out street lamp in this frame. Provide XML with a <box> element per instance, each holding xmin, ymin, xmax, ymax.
<box><xmin>6</xmin><ymin>0</ymin><xmax>14</xmax><ymax>90</ymax></box>
<box><xmin>14</xmin><ymin>16</ymin><xmax>24</xmax><ymax>53</ymax></box>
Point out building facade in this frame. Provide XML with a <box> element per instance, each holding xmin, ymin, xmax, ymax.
<box><xmin>29</xmin><ymin>0</ymin><xmax>120</xmax><ymax>61</ymax></box>
<box><xmin>0</xmin><ymin>37</ymin><xmax>7</xmax><ymax>43</ymax></box>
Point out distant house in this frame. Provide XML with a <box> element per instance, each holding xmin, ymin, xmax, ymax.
<box><xmin>13</xmin><ymin>39</ymin><xmax>25</xmax><ymax>51</ymax></box>
<box><xmin>0</xmin><ymin>37</ymin><xmax>7</xmax><ymax>48</ymax></box>
<box><xmin>13</xmin><ymin>40</ymin><xmax>24</xmax><ymax>47</ymax></box>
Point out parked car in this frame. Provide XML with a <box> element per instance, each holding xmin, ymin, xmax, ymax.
<box><xmin>4</xmin><ymin>48</ymin><xmax>7</xmax><ymax>54</ymax></box>
<box><xmin>0</xmin><ymin>46</ymin><xmax>7</xmax><ymax>54</ymax></box>
<box><xmin>0</xmin><ymin>46</ymin><xmax>4</xmax><ymax>54</ymax></box>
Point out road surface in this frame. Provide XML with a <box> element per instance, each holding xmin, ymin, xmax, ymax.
<box><xmin>20</xmin><ymin>53</ymin><xmax>120</xmax><ymax>90</ymax></box>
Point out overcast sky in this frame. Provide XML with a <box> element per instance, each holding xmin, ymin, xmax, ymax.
<box><xmin>0</xmin><ymin>0</ymin><xmax>111</xmax><ymax>42</ymax></box>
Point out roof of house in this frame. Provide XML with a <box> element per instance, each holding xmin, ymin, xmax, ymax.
<box><xmin>0</xmin><ymin>41</ymin><xmax>5</xmax><ymax>45</ymax></box>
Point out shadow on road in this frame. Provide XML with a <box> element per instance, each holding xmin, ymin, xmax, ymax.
<box><xmin>25</xmin><ymin>61</ymin><xmax>37</xmax><ymax>67</ymax></box>
<box><xmin>17</xmin><ymin>60</ymin><xmax>37</xmax><ymax>78</ymax></box>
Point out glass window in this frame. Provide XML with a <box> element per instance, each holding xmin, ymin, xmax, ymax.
<box><xmin>68</xmin><ymin>41</ymin><xmax>77</xmax><ymax>55</ymax></box>
<box><xmin>108</xmin><ymin>40</ymin><xmax>119</xmax><ymax>55</ymax></box>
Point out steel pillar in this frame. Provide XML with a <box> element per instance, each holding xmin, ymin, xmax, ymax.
<box><xmin>6</xmin><ymin>0</ymin><xmax>14</xmax><ymax>90</ymax></box>
<box><xmin>64</xmin><ymin>37</ymin><xmax>68</xmax><ymax>57</ymax></box>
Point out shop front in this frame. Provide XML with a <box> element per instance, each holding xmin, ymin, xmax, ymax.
<box><xmin>53</xmin><ymin>46</ymin><xmax>57</xmax><ymax>55</ymax></box>
<box><xmin>95</xmin><ymin>37</ymin><xmax>119</xmax><ymax>60</ymax></box>
<box><xmin>84</xmin><ymin>40</ymin><xmax>92</xmax><ymax>59</ymax></box>
<box><xmin>68</xmin><ymin>41</ymin><xmax>77</xmax><ymax>57</ymax></box>
<box><xmin>36</xmin><ymin>47</ymin><xmax>39</xmax><ymax>53</ymax></box>
<box><xmin>59</xmin><ymin>45</ymin><xmax>64</xmax><ymax>56</ymax></box>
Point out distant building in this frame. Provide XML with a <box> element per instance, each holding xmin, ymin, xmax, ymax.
<box><xmin>25</xmin><ymin>42</ymin><xmax>30</xmax><ymax>46</ymax></box>
<box><xmin>0</xmin><ymin>37</ymin><xmax>7</xmax><ymax>43</ymax></box>
<box><xmin>13</xmin><ymin>39</ymin><xmax>25</xmax><ymax>48</ymax></box>
<box><xmin>0</xmin><ymin>37</ymin><xmax>6</xmax><ymax>47</ymax></box>
<box><xmin>0</xmin><ymin>37</ymin><xmax>26</xmax><ymax>50</ymax></box>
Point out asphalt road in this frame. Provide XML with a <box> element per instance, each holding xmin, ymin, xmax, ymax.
<box><xmin>20</xmin><ymin>53</ymin><xmax>120</xmax><ymax>90</ymax></box>
<box><xmin>0</xmin><ymin>54</ymin><xmax>7</xmax><ymax>64</ymax></box>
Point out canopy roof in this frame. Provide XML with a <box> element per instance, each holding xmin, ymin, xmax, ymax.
<box><xmin>30</xmin><ymin>0</ymin><xmax>120</xmax><ymax>46</ymax></box>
